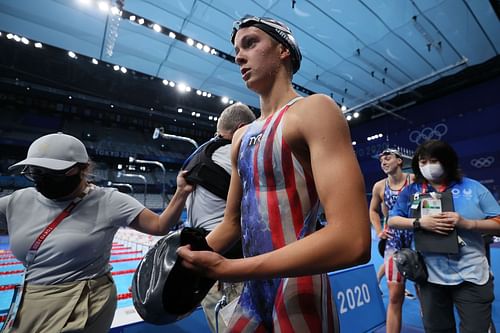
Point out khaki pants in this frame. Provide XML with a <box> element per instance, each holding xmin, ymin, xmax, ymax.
<box><xmin>201</xmin><ymin>281</ymin><xmax>243</xmax><ymax>333</ymax></box>
<box><xmin>7</xmin><ymin>274</ymin><xmax>116</xmax><ymax>333</ymax></box>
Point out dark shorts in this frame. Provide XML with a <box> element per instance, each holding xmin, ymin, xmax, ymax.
<box><xmin>418</xmin><ymin>275</ymin><xmax>494</xmax><ymax>333</ymax></box>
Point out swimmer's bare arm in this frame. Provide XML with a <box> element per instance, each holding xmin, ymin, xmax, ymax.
<box><xmin>178</xmin><ymin>95</ymin><xmax>371</xmax><ymax>281</ymax></box>
<box><xmin>369</xmin><ymin>180</ymin><xmax>385</xmax><ymax>236</ymax></box>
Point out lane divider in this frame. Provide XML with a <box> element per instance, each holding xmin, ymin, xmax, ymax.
<box><xmin>0</xmin><ymin>262</ymin><xmax>21</xmax><ymax>267</ymax></box>
<box><xmin>0</xmin><ymin>250</ymin><xmax>141</xmax><ymax>263</ymax></box>
<box><xmin>0</xmin><ymin>270</ymin><xmax>24</xmax><ymax>275</ymax></box>
<box><xmin>109</xmin><ymin>257</ymin><xmax>142</xmax><ymax>264</ymax></box>
<box><xmin>0</xmin><ymin>285</ymin><xmax>16</xmax><ymax>291</ymax></box>
<box><xmin>0</xmin><ymin>255</ymin><xmax>16</xmax><ymax>260</ymax></box>
<box><xmin>0</xmin><ymin>269</ymin><xmax>137</xmax><ymax>291</ymax></box>
<box><xmin>0</xmin><ymin>255</ymin><xmax>143</xmax><ymax>268</ymax></box>
<box><xmin>117</xmin><ymin>292</ymin><xmax>132</xmax><ymax>301</ymax></box>
<box><xmin>112</xmin><ymin>269</ymin><xmax>136</xmax><ymax>276</ymax></box>
<box><xmin>109</xmin><ymin>251</ymin><xmax>142</xmax><ymax>255</ymax></box>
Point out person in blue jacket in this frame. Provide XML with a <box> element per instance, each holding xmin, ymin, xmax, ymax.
<box><xmin>388</xmin><ymin>140</ymin><xmax>500</xmax><ymax>333</ymax></box>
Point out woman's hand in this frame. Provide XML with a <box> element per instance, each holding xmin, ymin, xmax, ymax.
<box><xmin>420</xmin><ymin>213</ymin><xmax>456</xmax><ymax>235</ymax></box>
<box><xmin>440</xmin><ymin>212</ymin><xmax>464</xmax><ymax>228</ymax></box>
<box><xmin>442</xmin><ymin>211</ymin><xmax>478</xmax><ymax>230</ymax></box>
<box><xmin>176</xmin><ymin>171</ymin><xmax>194</xmax><ymax>194</ymax></box>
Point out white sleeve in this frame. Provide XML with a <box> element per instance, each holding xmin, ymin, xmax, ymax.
<box><xmin>211</xmin><ymin>144</ymin><xmax>232</xmax><ymax>174</ymax></box>
<box><xmin>107</xmin><ymin>188</ymin><xmax>146</xmax><ymax>227</ymax></box>
<box><xmin>0</xmin><ymin>195</ymin><xmax>8</xmax><ymax>229</ymax></box>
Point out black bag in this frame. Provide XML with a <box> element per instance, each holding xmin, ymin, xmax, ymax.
<box><xmin>183</xmin><ymin>137</ymin><xmax>231</xmax><ymax>200</ymax></box>
<box><xmin>378</xmin><ymin>238</ymin><xmax>387</xmax><ymax>257</ymax></box>
<box><xmin>131</xmin><ymin>227</ymin><xmax>216</xmax><ymax>325</ymax></box>
<box><xmin>393</xmin><ymin>248</ymin><xmax>428</xmax><ymax>284</ymax></box>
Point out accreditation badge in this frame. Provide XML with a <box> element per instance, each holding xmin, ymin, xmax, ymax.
<box><xmin>420</xmin><ymin>192</ymin><xmax>442</xmax><ymax>217</ymax></box>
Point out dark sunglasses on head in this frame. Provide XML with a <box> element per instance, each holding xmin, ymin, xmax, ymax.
<box><xmin>21</xmin><ymin>165</ymin><xmax>76</xmax><ymax>182</ymax></box>
<box><xmin>231</xmin><ymin>15</ymin><xmax>292</xmax><ymax>43</ymax></box>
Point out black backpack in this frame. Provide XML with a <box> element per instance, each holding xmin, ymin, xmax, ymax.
<box><xmin>183</xmin><ymin>137</ymin><xmax>231</xmax><ymax>200</ymax></box>
<box><xmin>183</xmin><ymin>138</ymin><xmax>244</xmax><ymax>259</ymax></box>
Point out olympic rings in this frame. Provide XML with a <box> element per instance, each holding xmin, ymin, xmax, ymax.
<box><xmin>409</xmin><ymin>123</ymin><xmax>448</xmax><ymax>144</ymax></box>
<box><xmin>470</xmin><ymin>156</ymin><xmax>495</xmax><ymax>168</ymax></box>
<box><xmin>463</xmin><ymin>188</ymin><xmax>473</xmax><ymax>196</ymax></box>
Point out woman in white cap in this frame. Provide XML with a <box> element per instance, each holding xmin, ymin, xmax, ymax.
<box><xmin>0</xmin><ymin>132</ymin><xmax>192</xmax><ymax>333</ymax></box>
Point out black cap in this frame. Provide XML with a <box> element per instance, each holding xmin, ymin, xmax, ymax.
<box><xmin>131</xmin><ymin>228</ymin><xmax>216</xmax><ymax>325</ymax></box>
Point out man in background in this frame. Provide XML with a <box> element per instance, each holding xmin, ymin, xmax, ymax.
<box><xmin>164</xmin><ymin>103</ymin><xmax>255</xmax><ymax>332</ymax></box>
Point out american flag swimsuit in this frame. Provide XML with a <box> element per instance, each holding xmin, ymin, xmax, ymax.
<box><xmin>383</xmin><ymin>174</ymin><xmax>413</xmax><ymax>283</ymax></box>
<box><xmin>226</xmin><ymin>98</ymin><xmax>336</xmax><ymax>333</ymax></box>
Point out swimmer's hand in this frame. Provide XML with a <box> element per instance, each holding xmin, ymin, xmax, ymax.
<box><xmin>177</xmin><ymin>244</ymin><xmax>243</xmax><ymax>282</ymax></box>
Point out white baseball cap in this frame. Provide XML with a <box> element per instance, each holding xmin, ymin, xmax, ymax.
<box><xmin>9</xmin><ymin>132</ymin><xmax>89</xmax><ymax>171</ymax></box>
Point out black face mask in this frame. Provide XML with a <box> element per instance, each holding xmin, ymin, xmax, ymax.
<box><xmin>35</xmin><ymin>173</ymin><xmax>82</xmax><ymax>199</ymax></box>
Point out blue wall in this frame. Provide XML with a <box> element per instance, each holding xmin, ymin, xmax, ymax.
<box><xmin>352</xmin><ymin>76</ymin><xmax>500</xmax><ymax>199</ymax></box>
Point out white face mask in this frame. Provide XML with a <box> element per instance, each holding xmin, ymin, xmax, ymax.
<box><xmin>419</xmin><ymin>163</ymin><xmax>444</xmax><ymax>181</ymax></box>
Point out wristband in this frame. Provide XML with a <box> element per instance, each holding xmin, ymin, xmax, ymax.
<box><xmin>413</xmin><ymin>218</ymin><xmax>422</xmax><ymax>231</ymax></box>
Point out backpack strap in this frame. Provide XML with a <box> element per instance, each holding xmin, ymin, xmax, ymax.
<box><xmin>183</xmin><ymin>137</ymin><xmax>231</xmax><ymax>200</ymax></box>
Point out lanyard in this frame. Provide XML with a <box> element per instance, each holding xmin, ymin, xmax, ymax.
<box><xmin>412</xmin><ymin>182</ymin><xmax>447</xmax><ymax>209</ymax></box>
<box><xmin>421</xmin><ymin>182</ymin><xmax>448</xmax><ymax>194</ymax></box>
<box><xmin>25</xmin><ymin>185</ymin><xmax>91</xmax><ymax>266</ymax></box>
<box><xmin>1</xmin><ymin>185</ymin><xmax>90</xmax><ymax>332</ymax></box>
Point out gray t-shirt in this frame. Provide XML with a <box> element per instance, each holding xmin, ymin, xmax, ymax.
<box><xmin>185</xmin><ymin>144</ymin><xmax>231</xmax><ymax>231</ymax></box>
<box><xmin>0</xmin><ymin>185</ymin><xmax>144</xmax><ymax>285</ymax></box>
